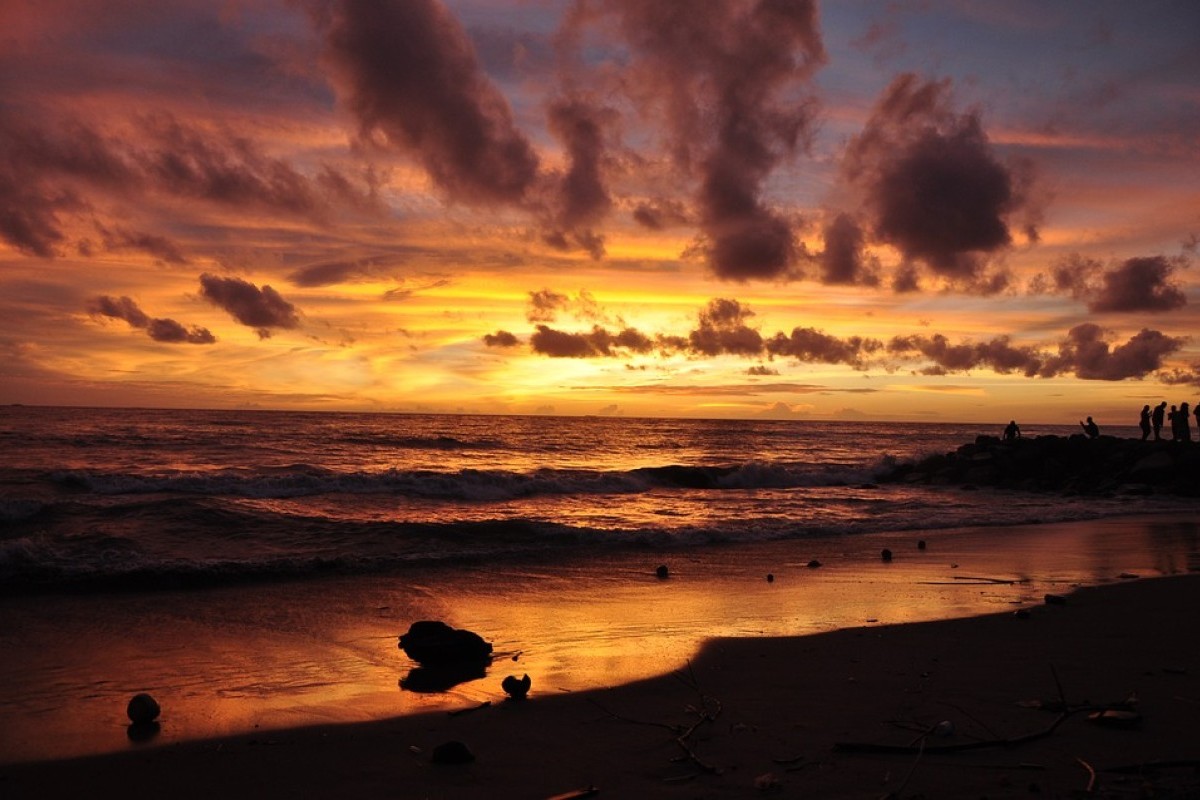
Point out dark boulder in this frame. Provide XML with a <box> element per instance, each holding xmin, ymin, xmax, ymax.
<box><xmin>399</xmin><ymin>621</ymin><xmax>493</xmax><ymax>666</ymax></box>
<box><xmin>502</xmin><ymin>673</ymin><xmax>531</xmax><ymax>700</ymax></box>
<box><xmin>126</xmin><ymin>693</ymin><xmax>160</xmax><ymax>725</ymax></box>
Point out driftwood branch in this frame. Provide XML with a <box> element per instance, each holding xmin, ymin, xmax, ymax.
<box><xmin>589</xmin><ymin>660</ymin><xmax>722</xmax><ymax>775</ymax></box>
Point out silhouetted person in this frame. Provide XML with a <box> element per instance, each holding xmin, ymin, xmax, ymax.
<box><xmin>1080</xmin><ymin>416</ymin><xmax>1100</xmax><ymax>439</ymax></box>
<box><xmin>1152</xmin><ymin>401</ymin><xmax>1167</xmax><ymax>440</ymax></box>
<box><xmin>1003</xmin><ymin>420</ymin><xmax>1021</xmax><ymax>440</ymax></box>
<box><xmin>1181</xmin><ymin>402</ymin><xmax>1192</xmax><ymax>443</ymax></box>
<box><xmin>1139</xmin><ymin>405</ymin><xmax>1151</xmax><ymax>441</ymax></box>
<box><xmin>1195</xmin><ymin>404</ymin><xmax>1200</xmax><ymax>439</ymax></box>
<box><xmin>1169</xmin><ymin>405</ymin><xmax>1179</xmax><ymax>441</ymax></box>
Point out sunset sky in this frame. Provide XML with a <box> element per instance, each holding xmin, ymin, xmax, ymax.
<box><xmin>2</xmin><ymin>0</ymin><xmax>1198</xmax><ymax>423</ymax></box>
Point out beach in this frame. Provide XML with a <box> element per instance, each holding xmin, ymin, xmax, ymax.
<box><xmin>3</xmin><ymin>513</ymin><xmax>1199</xmax><ymax>798</ymax></box>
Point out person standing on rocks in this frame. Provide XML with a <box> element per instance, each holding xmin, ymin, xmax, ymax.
<box><xmin>1180</xmin><ymin>402</ymin><xmax>1192</xmax><ymax>443</ymax></box>
<box><xmin>1080</xmin><ymin>416</ymin><xmax>1100</xmax><ymax>438</ymax></box>
<box><xmin>1169</xmin><ymin>405</ymin><xmax>1180</xmax><ymax>441</ymax></box>
<box><xmin>1003</xmin><ymin>420</ymin><xmax>1021</xmax><ymax>440</ymax></box>
<box><xmin>1153</xmin><ymin>401</ymin><xmax>1168</xmax><ymax>440</ymax></box>
<box><xmin>1139</xmin><ymin>405</ymin><xmax>1152</xmax><ymax>441</ymax></box>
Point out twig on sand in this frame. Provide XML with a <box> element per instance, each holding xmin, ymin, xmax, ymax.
<box><xmin>1076</xmin><ymin>757</ymin><xmax>1097</xmax><ymax>793</ymax></box>
<box><xmin>589</xmin><ymin>660</ymin><xmax>722</xmax><ymax>775</ymax></box>
<box><xmin>447</xmin><ymin>700</ymin><xmax>491</xmax><ymax>717</ymax></box>
<box><xmin>836</xmin><ymin>710</ymin><xmax>1071</xmax><ymax>755</ymax></box>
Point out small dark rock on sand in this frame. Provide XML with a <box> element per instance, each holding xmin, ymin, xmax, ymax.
<box><xmin>881</xmin><ymin>548</ymin><xmax>893</xmax><ymax>562</ymax></box>
<box><xmin>399</xmin><ymin>621</ymin><xmax>493</xmax><ymax>666</ymax></box>
<box><xmin>807</xmin><ymin>559</ymin><xmax>822</xmax><ymax>568</ymax></box>
<box><xmin>126</xmin><ymin>693</ymin><xmax>160</xmax><ymax>725</ymax></box>
<box><xmin>502</xmin><ymin>673</ymin><xmax>531</xmax><ymax>700</ymax></box>
<box><xmin>655</xmin><ymin>564</ymin><xmax>669</xmax><ymax>579</ymax></box>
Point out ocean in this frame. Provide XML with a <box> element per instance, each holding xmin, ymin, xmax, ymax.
<box><xmin>0</xmin><ymin>406</ymin><xmax>1184</xmax><ymax>594</ymax></box>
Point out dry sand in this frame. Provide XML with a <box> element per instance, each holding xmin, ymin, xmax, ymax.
<box><xmin>4</xmin><ymin>562</ymin><xmax>1200</xmax><ymax>796</ymax></box>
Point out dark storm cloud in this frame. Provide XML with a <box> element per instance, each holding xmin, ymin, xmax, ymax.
<box><xmin>1030</xmin><ymin>254</ymin><xmax>1188</xmax><ymax>312</ymax></box>
<box><xmin>145</xmin><ymin>317</ymin><xmax>217</xmax><ymax>344</ymax></box>
<box><xmin>1028</xmin><ymin>253</ymin><xmax>1101</xmax><ymax>300</ymax></box>
<box><xmin>198</xmin><ymin>273</ymin><xmax>300</xmax><ymax>337</ymax></box>
<box><xmin>483</xmin><ymin>330</ymin><xmax>521</xmax><ymax>348</ymax></box>
<box><xmin>529</xmin><ymin>323</ymin><xmax>654</xmax><ymax>357</ymax></box>
<box><xmin>0</xmin><ymin>169</ymin><xmax>85</xmax><ymax>258</ymax></box>
<box><xmin>89</xmin><ymin>295</ymin><xmax>150</xmax><ymax>328</ymax></box>
<box><xmin>317</xmin><ymin>0</ymin><xmax>539</xmax><ymax>205</ymax></box>
<box><xmin>0</xmin><ymin>107</ymin><xmax>376</xmax><ymax>257</ymax></box>
<box><xmin>527</xmin><ymin>289</ymin><xmax>570</xmax><ymax>323</ymax></box>
<box><xmin>1088</xmin><ymin>256</ymin><xmax>1187</xmax><ymax>313</ymax></box>
<box><xmin>766</xmin><ymin>327</ymin><xmax>883</xmax><ymax>368</ymax></box>
<box><xmin>818</xmin><ymin>212</ymin><xmax>878</xmax><ymax>286</ymax></box>
<box><xmin>1043</xmin><ymin>323</ymin><xmax>1182</xmax><ymax>381</ymax></box>
<box><xmin>88</xmin><ymin>294</ymin><xmax>215</xmax><ymax>344</ymax></box>
<box><xmin>887</xmin><ymin>324</ymin><xmax>1182</xmax><ymax>381</ymax></box>
<box><xmin>687</xmin><ymin>298</ymin><xmax>764</xmax><ymax>356</ymax></box>
<box><xmin>577</xmin><ymin>0</ymin><xmax>824</xmax><ymax>281</ymax></box>
<box><xmin>508</xmin><ymin>295</ymin><xmax>1185</xmax><ymax>385</ymax></box>
<box><xmin>1157</xmin><ymin>364</ymin><xmax>1200</xmax><ymax>388</ymax></box>
<box><xmin>544</xmin><ymin>96</ymin><xmax>614</xmax><ymax>252</ymax></box>
<box><xmin>888</xmin><ymin>333</ymin><xmax>1044</xmax><ymax>377</ymax></box>
<box><xmin>842</xmin><ymin>74</ymin><xmax>1038</xmax><ymax>283</ymax></box>
<box><xmin>95</xmin><ymin>224</ymin><xmax>188</xmax><ymax>264</ymax></box>
<box><xmin>632</xmin><ymin>198</ymin><xmax>690</xmax><ymax>230</ymax></box>
<box><xmin>288</xmin><ymin>255</ymin><xmax>405</xmax><ymax>287</ymax></box>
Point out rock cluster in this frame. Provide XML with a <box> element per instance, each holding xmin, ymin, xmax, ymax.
<box><xmin>882</xmin><ymin>435</ymin><xmax>1200</xmax><ymax>497</ymax></box>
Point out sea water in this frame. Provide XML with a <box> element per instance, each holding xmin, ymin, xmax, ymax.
<box><xmin>0</xmin><ymin>406</ymin><xmax>1181</xmax><ymax>594</ymax></box>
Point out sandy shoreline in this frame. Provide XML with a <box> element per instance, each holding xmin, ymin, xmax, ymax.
<box><xmin>4</xmin><ymin>572</ymin><xmax>1200</xmax><ymax>797</ymax></box>
<box><xmin>2</xmin><ymin>513</ymin><xmax>1199</xmax><ymax>797</ymax></box>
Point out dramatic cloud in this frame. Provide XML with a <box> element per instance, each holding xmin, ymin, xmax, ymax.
<box><xmin>0</xmin><ymin>107</ymin><xmax>375</xmax><ymax>258</ymax></box>
<box><xmin>317</xmin><ymin>0</ymin><xmax>539</xmax><ymax>205</ymax></box>
<box><xmin>888</xmin><ymin>333</ymin><xmax>1044</xmax><ymax>377</ymax></box>
<box><xmin>529</xmin><ymin>323</ymin><xmax>654</xmax><ymax>357</ymax></box>
<box><xmin>631</xmin><ymin>199</ymin><xmax>690</xmax><ymax>230</ymax></box>
<box><xmin>483</xmin><ymin>330</ymin><xmax>520</xmax><ymax>348</ymax></box>
<box><xmin>576</xmin><ymin>0</ymin><xmax>824</xmax><ymax>281</ymax></box>
<box><xmin>1088</xmin><ymin>256</ymin><xmax>1187</xmax><ymax>313</ymax></box>
<box><xmin>288</xmin><ymin>255</ymin><xmax>402</xmax><ymax>288</ymax></box>
<box><xmin>888</xmin><ymin>325</ymin><xmax>1181</xmax><ymax>381</ymax></box>
<box><xmin>88</xmin><ymin>295</ymin><xmax>215</xmax><ymax>344</ymax></box>
<box><xmin>1028</xmin><ymin>253</ymin><xmax>1101</xmax><ymax>300</ymax></box>
<box><xmin>842</xmin><ymin>74</ymin><xmax>1038</xmax><ymax>283</ymax></box>
<box><xmin>1031</xmin><ymin>254</ymin><xmax>1188</xmax><ymax>312</ymax></box>
<box><xmin>1044</xmin><ymin>323</ymin><xmax>1182</xmax><ymax>381</ymax></box>
<box><xmin>94</xmin><ymin>224</ymin><xmax>187</xmax><ymax>264</ymax></box>
<box><xmin>688</xmin><ymin>298</ymin><xmax>763</xmax><ymax>356</ymax></box>
<box><xmin>767</xmin><ymin>327</ymin><xmax>883</xmax><ymax>368</ymax></box>
<box><xmin>198</xmin><ymin>274</ymin><xmax>300</xmax><ymax>338</ymax></box>
<box><xmin>817</xmin><ymin>212</ymin><xmax>877</xmax><ymax>285</ymax></box>
<box><xmin>542</xmin><ymin>96</ymin><xmax>614</xmax><ymax>257</ymax></box>
<box><xmin>526</xmin><ymin>289</ymin><xmax>570</xmax><ymax>323</ymax></box>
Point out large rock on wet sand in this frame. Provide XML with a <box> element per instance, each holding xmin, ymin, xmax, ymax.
<box><xmin>399</xmin><ymin>621</ymin><xmax>493</xmax><ymax>666</ymax></box>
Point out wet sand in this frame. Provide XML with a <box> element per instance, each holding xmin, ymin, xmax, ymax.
<box><xmin>2</xmin><ymin>514</ymin><xmax>1199</xmax><ymax>797</ymax></box>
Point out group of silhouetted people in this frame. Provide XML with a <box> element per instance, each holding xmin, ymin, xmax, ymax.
<box><xmin>1140</xmin><ymin>401</ymin><xmax>1197</xmax><ymax>442</ymax></box>
<box><xmin>1002</xmin><ymin>403</ymin><xmax>1200</xmax><ymax>442</ymax></box>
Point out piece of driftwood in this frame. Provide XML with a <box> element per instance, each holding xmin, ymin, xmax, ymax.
<box><xmin>589</xmin><ymin>661</ymin><xmax>722</xmax><ymax>774</ymax></box>
<box><xmin>1076</xmin><ymin>757</ymin><xmax>1096</xmax><ymax>793</ymax></box>
<box><xmin>835</xmin><ymin>711</ymin><xmax>1070</xmax><ymax>755</ymax></box>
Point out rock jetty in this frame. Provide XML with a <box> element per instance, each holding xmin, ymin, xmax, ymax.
<box><xmin>881</xmin><ymin>435</ymin><xmax>1200</xmax><ymax>497</ymax></box>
